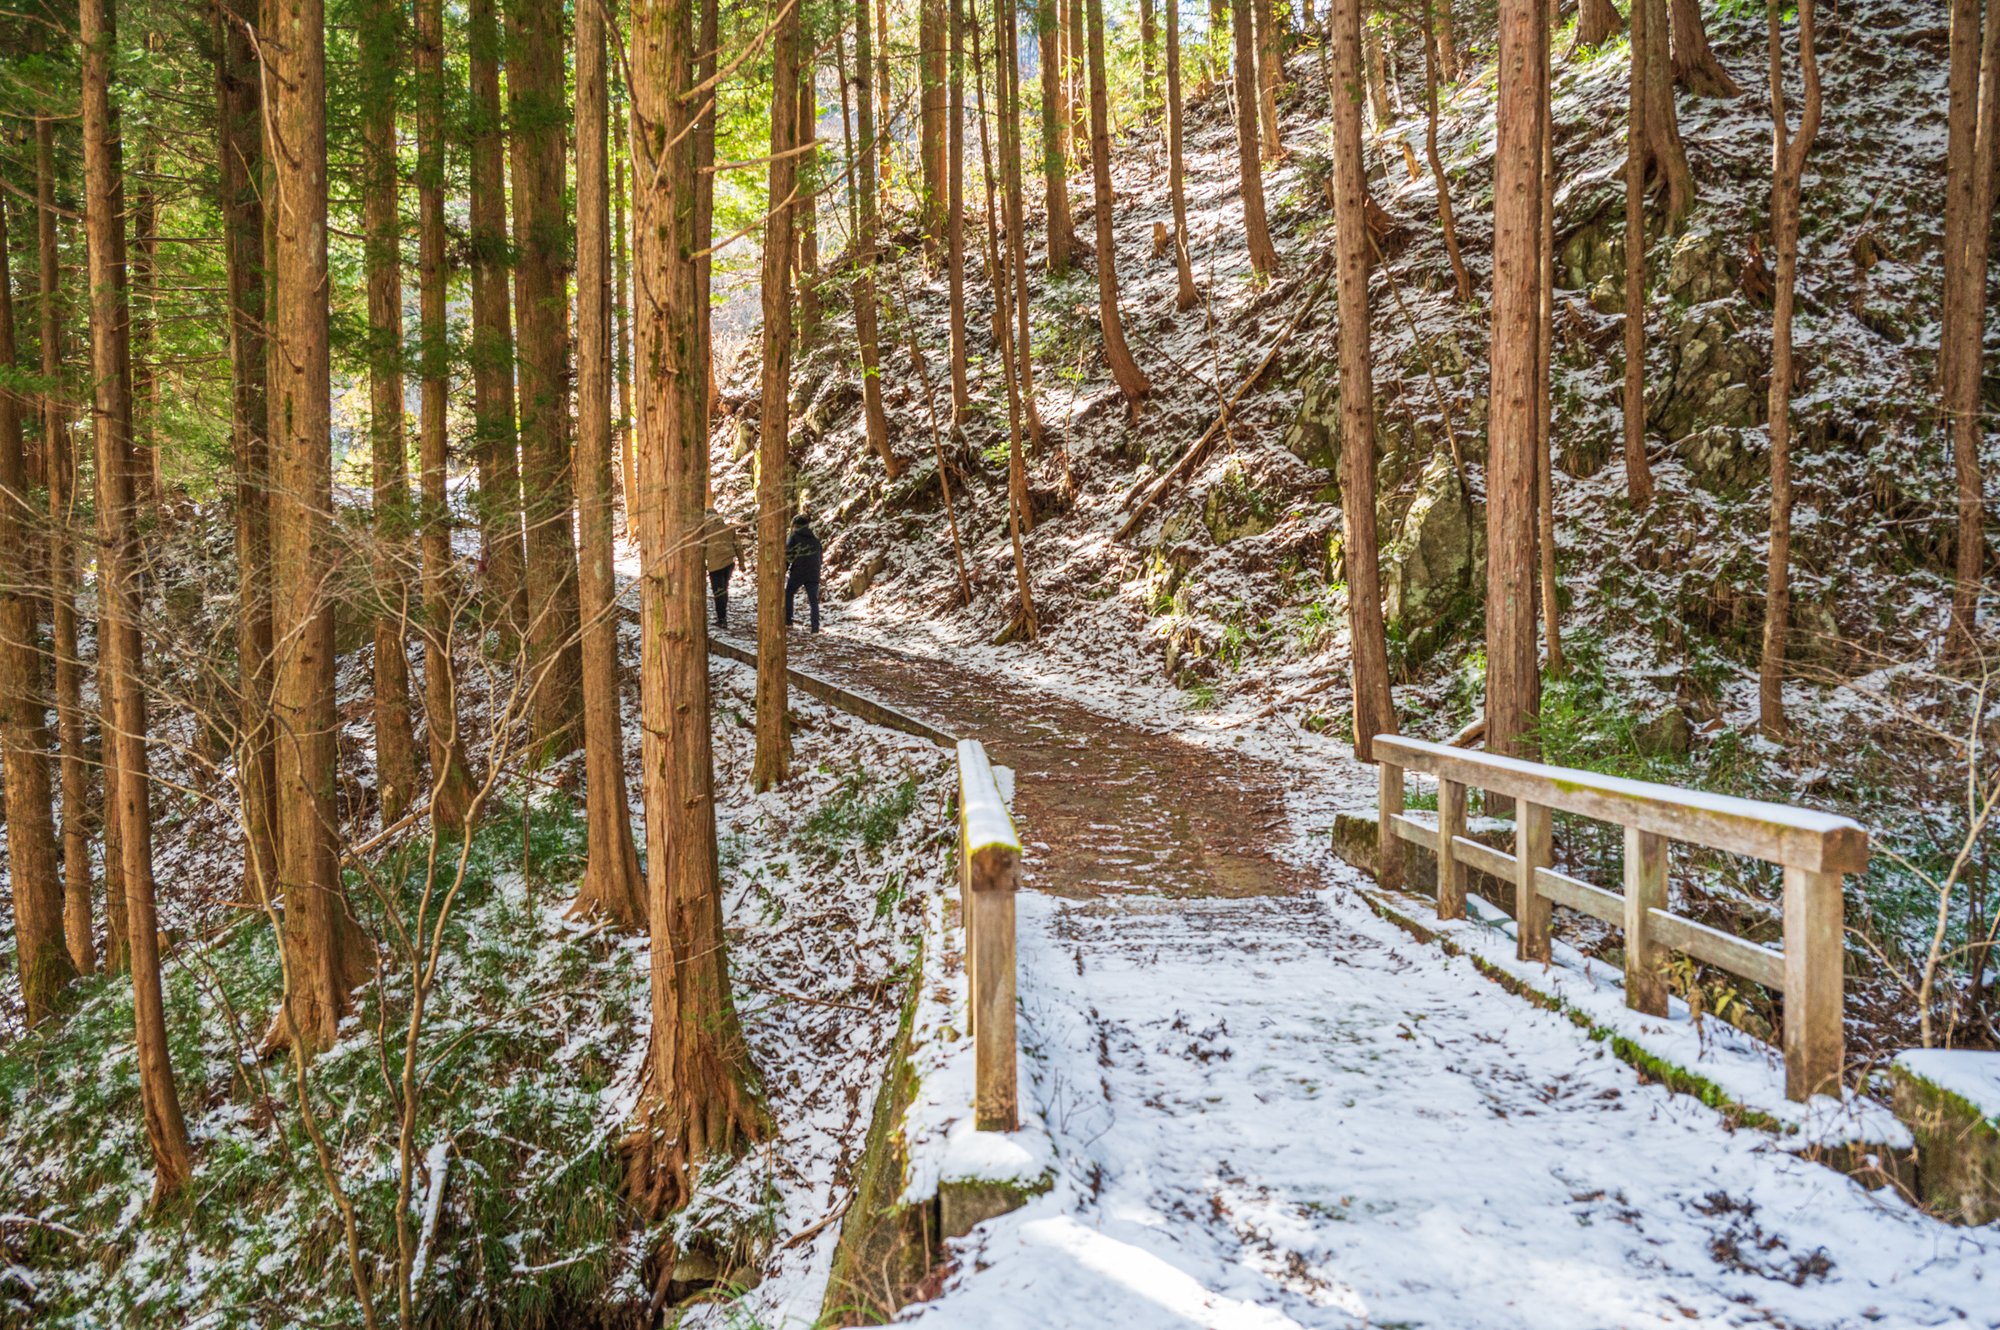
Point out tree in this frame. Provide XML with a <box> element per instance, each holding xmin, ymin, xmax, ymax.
<box><xmin>795</xmin><ymin>68</ymin><xmax>823</xmax><ymax>342</ymax></box>
<box><xmin>1420</xmin><ymin>0</ymin><xmax>1471</xmax><ymax>300</ymax></box>
<box><xmin>361</xmin><ymin>0</ymin><xmax>421</xmax><ymax>824</ymax></box>
<box><xmin>948</xmin><ymin>0</ymin><xmax>972</xmax><ymax>419</ymax></box>
<box><xmin>921</xmin><ymin>0</ymin><xmax>949</xmax><ymax>243</ymax></box>
<box><xmin>468</xmin><ymin>0</ymin><xmax>526</xmax><ymax>638</ymax></box>
<box><xmin>1231</xmin><ymin>0</ymin><xmax>1280</xmax><ymax>274</ymax></box>
<box><xmin>1087</xmin><ymin>0</ymin><xmax>1151</xmax><ymax>404</ymax></box>
<box><xmin>616</xmin><ymin>105</ymin><xmax>640</xmax><ymax>514</ymax></box>
<box><xmin>1485</xmin><ymin>0</ymin><xmax>1545</xmax><ymax>772</ymax></box>
<box><xmin>1621</xmin><ymin>0</ymin><xmax>1659</xmax><ymax>511</ymax></box>
<box><xmin>1255</xmin><ymin>0</ymin><xmax>1282</xmax><ymax>159</ymax></box>
<box><xmin>1330</xmin><ymin>0</ymin><xmax>1397</xmax><ymax>764</ymax></box>
<box><xmin>1943</xmin><ymin>0</ymin><xmax>2000</xmax><ymax>653</ymax></box>
<box><xmin>999</xmin><ymin>0</ymin><xmax>1050</xmax><ymax>452</ymax></box>
<box><xmin>1434</xmin><ymin>0</ymin><xmax>1461</xmax><ymax>80</ymax></box>
<box><xmin>1638</xmin><ymin>0</ymin><xmax>1693</xmax><ymax>225</ymax></box>
<box><xmin>754</xmin><ymin>0</ymin><xmax>801</xmax><ymax>793</ymax></box>
<box><xmin>1038</xmin><ymin>0</ymin><xmax>1075</xmax><ymax>273</ymax></box>
<box><xmin>0</xmin><ymin>189</ymin><xmax>73</xmax><ymax>1025</ymax></box>
<box><xmin>1757</xmin><ymin>0</ymin><xmax>1821</xmax><ymax>739</ymax></box>
<box><xmin>1166</xmin><ymin>0</ymin><xmax>1199</xmax><ymax>310</ymax></box>
<box><xmin>1576</xmin><ymin>0</ymin><xmax>1623</xmax><ymax>49</ymax></box>
<box><xmin>1670</xmin><ymin>0</ymin><xmax>1743</xmax><ymax>98</ymax></box>
<box><xmin>1537</xmin><ymin>0</ymin><xmax>1564</xmax><ymax>678</ymax></box>
<box><xmin>571</xmin><ymin>0</ymin><xmax>647</xmax><ymax>923</ymax></box>
<box><xmin>1139</xmin><ymin>0</ymin><xmax>1157</xmax><ymax>112</ymax></box>
<box><xmin>854</xmin><ymin>0</ymin><xmax>906</xmax><ymax>477</ymax></box>
<box><xmin>81</xmin><ymin>0</ymin><xmax>191</xmax><ymax>1196</ymax></box>
<box><xmin>509</xmin><ymin>0</ymin><xmax>585</xmax><ymax>760</ymax></box>
<box><xmin>626</xmin><ymin>0</ymin><xmax>769</xmax><ymax>1216</ymax></box>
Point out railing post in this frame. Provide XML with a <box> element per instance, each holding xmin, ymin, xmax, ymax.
<box><xmin>968</xmin><ymin>843</ymin><xmax>1019</xmax><ymax>1130</ymax></box>
<box><xmin>1515</xmin><ymin>802</ymin><xmax>1552</xmax><ymax>963</ymax></box>
<box><xmin>1783</xmin><ymin>865</ymin><xmax>1844</xmax><ymax>1101</ymax></box>
<box><xmin>1377</xmin><ymin>759</ymin><xmax>1405</xmax><ymax>890</ymax></box>
<box><xmin>1437</xmin><ymin>778</ymin><xmax>1466</xmax><ymax>920</ymax></box>
<box><xmin>1623</xmin><ymin>827</ymin><xmax>1669</xmax><ymax>1016</ymax></box>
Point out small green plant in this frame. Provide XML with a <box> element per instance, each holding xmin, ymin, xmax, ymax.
<box><xmin>797</xmin><ymin>768</ymin><xmax>921</xmax><ymax>864</ymax></box>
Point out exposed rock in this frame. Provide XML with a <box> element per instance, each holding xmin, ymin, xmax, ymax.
<box><xmin>1675</xmin><ymin>424</ymin><xmax>1766</xmax><ymax>492</ymax></box>
<box><xmin>1589</xmin><ymin>273</ymin><xmax>1624</xmax><ymax>314</ymax></box>
<box><xmin>847</xmin><ymin>551</ymin><xmax>888</xmax><ymax>597</ymax></box>
<box><xmin>1559</xmin><ymin>220</ymin><xmax>1622</xmax><ymax>292</ymax></box>
<box><xmin>1664</xmin><ymin>230</ymin><xmax>1736</xmax><ymax>305</ymax></box>
<box><xmin>1650</xmin><ymin>312</ymin><xmax>1764</xmax><ymax>441</ymax></box>
<box><xmin>1634</xmin><ymin>706</ymin><xmax>1691</xmax><ymax>757</ymax></box>
<box><xmin>1380</xmin><ymin>452</ymin><xmax>1483</xmax><ymax>661</ymax></box>
<box><xmin>1283</xmin><ymin>371</ymin><xmax>1341</xmax><ymax>474</ymax></box>
<box><xmin>1201</xmin><ymin>461</ymin><xmax>1279</xmax><ymax>545</ymax></box>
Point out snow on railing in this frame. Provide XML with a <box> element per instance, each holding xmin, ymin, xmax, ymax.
<box><xmin>957</xmin><ymin>739</ymin><xmax>1021</xmax><ymax>1131</ymax></box>
<box><xmin>1371</xmin><ymin>734</ymin><xmax>1869</xmax><ymax>1102</ymax></box>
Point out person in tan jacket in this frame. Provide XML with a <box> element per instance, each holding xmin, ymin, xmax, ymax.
<box><xmin>701</xmin><ymin>507</ymin><xmax>741</xmax><ymax>629</ymax></box>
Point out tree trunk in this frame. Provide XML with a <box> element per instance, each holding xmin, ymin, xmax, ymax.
<box><xmin>37</xmin><ymin>86</ymin><xmax>94</xmax><ymax>975</ymax></box>
<box><xmin>1537</xmin><ymin>2</ymin><xmax>1565</xmax><ymax>679</ymax></box>
<box><xmin>1486</xmin><ymin>0</ymin><xmax>1545</xmax><ymax>770</ymax></box>
<box><xmin>855</xmin><ymin>0</ymin><xmax>906</xmax><ymax>476</ymax></box>
<box><xmin>1000</xmin><ymin>0</ymin><xmax>1050</xmax><ymax>453</ymax></box>
<box><xmin>1363</xmin><ymin>10</ymin><xmax>1392</xmax><ymax>127</ymax></box>
<box><xmin>574</xmin><ymin>0</ymin><xmax>647</xmax><ymax>924</ymax></box>
<box><xmin>131</xmin><ymin>104</ymin><xmax>162</xmax><ymax>509</ymax></box>
<box><xmin>1039</xmin><ymin>0</ymin><xmax>1075</xmax><ymax>274</ymax></box>
<box><xmin>469</xmin><ymin>0</ymin><xmax>526</xmax><ymax>641</ymax></box>
<box><xmin>796</xmin><ymin>69</ymin><xmax>823</xmax><ymax>341</ymax></box>
<box><xmin>1944</xmin><ymin>0</ymin><xmax>2000</xmax><ymax>653</ymax></box>
<box><xmin>755</xmin><ymin>0</ymin><xmax>802</xmax><ymax>794</ymax></box>
<box><xmin>922</xmin><ymin>0</ymin><xmax>950</xmax><ymax>244</ymax></box>
<box><xmin>1255</xmin><ymin>0</ymin><xmax>1283</xmax><ymax>158</ymax></box>
<box><xmin>1758</xmin><ymin>0</ymin><xmax>1820</xmax><ymax>739</ymax></box>
<box><xmin>1331</xmin><ymin>0</ymin><xmax>1398</xmax><ymax>764</ymax></box>
<box><xmin>1071</xmin><ymin>0</ymin><xmax>1090</xmax><ymax>161</ymax></box>
<box><xmin>1435</xmin><ymin>0</ymin><xmax>1461</xmax><ymax>80</ymax></box>
<box><xmin>1084</xmin><ymin>0</ymin><xmax>1151</xmax><ymax>405</ymax></box>
<box><xmin>414</xmin><ymin>0</ymin><xmax>478</xmax><ymax>831</ymax></box>
<box><xmin>948</xmin><ymin>0</ymin><xmax>972</xmax><ymax>420</ymax></box>
<box><xmin>627</xmin><ymin>0</ymin><xmax>770</xmax><ymax>1215</ymax></box>
<box><xmin>877</xmin><ymin>0</ymin><xmax>895</xmax><ymax>208</ymax></box>
<box><xmin>1140</xmin><ymin>0</ymin><xmax>1158</xmax><ymax>112</ymax></box>
<box><xmin>270</xmin><ymin>0</ymin><xmax>373</xmax><ymax>1057</ymax></box>
<box><xmin>1671</xmin><ymin>0</ymin><xmax>1743</xmax><ymax>97</ymax></box>
<box><xmin>1231</xmin><ymin>0</ymin><xmax>1281</xmax><ymax>274</ymax></box>
<box><xmin>1576</xmin><ymin>0</ymin><xmax>1623</xmax><ymax>49</ymax></box>
<box><xmin>81</xmin><ymin>0</ymin><xmax>191</xmax><ymax>1197</ymax></box>
<box><xmin>615</xmin><ymin>113</ymin><xmax>639</xmax><ymax>521</ymax></box>
<box><xmin>507</xmin><ymin>0</ymin><xmax>584</xmax><ymax>761</ymax></box>
<box><xmin>1622</xmin><ymin>0</ymin><xmax>1659</xmax><ymax>509</ymax></box>
<box><xmin>697</xmin><ymin>0</ymin><xmax>720</xmax><ymax>427</ymax></box>
<box><xmin>0</xmin><ymin>188</ymin><xmax>73</xmax><ymax>1025</ymax></box>
<box><xmin>1643</xmin><ymin>0</ymin><xmax>1694</xmax><ymax>225</ymax></box>
<box><xmin>1166</xmin><ymin>0</ymin><xmax>1200</xmax><ymax>310</ymax></box>
<box><xmin>1421</xmin><ymin>0</ymin><xmax>1472</xmax><ymax>300</ymax></box>
<box><xmin>362</xmin><ymin>0</ymin><xmax>421</xmax><ymax>825</ymax></box>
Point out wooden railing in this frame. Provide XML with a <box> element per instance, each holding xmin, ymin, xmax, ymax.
<box><xmin>957</xmin><ymin>739</ymin><xmax>1021</xmax><ymax>1131</ymax></box>
<box><xmin>1372</xmin><ymin>734</ymin><xmax>1869</xmax><ymax>1102</ymax></box>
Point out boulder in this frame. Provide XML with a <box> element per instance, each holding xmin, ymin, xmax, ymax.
<box><xmin>1664</xmin><ymin>230</ymin><xmax>1736</xmax><ymax>305</ymax></box>
<box><xmin>1283</xmin><ymin>371</ymin><xmax>1342</xmax><ymax>474</ymax></box>
<box><xmin>1201</xmin><ymin>461</ymin><xmax>1279</xmax><ymax>545</ymax></box>
<box><xmin>1651</xmin><ymin>312</ymin><xmax>1764</xmax><ymax>441</ymax></box>
<box><xmin>1380</xmin><ymin>452</ymin><xmax>1483</xmax><ymax>661</ymax></box>
<box><xmin>1676</xmin><ymin>424</ymin><xmax>1766</xmax><ymax>493</ymax></box>
<box><xmin>1559</xmin><ymin>221</ymin><xmax>1622</xmax><ymax>292</ymax></box>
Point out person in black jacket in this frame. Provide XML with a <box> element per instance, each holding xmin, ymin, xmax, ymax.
<box><xmin>785</xmin><ymin>514</ymin><xmax>823</xmax><ymax>632</ymax></box>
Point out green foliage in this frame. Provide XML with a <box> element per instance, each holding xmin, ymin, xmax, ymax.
<box><xmin>797</xmin><ymin>767</ymin><xmax>922</xmax><ymax>865</ymax></box>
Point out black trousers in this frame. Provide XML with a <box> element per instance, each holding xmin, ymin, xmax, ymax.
<box><xmin>709</xmin><ymin>566</ymin><xmax>731</xmax><ymax>627</ymax></box>
<box><xmin>785</xmin><ymin>560</ymin><xmax>821</xmax><ymax>631</ymax></box>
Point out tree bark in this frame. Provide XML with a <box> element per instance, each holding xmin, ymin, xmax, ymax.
<box><xmin>1039</xmin><ymin>0</ymin><xmax>1075</xmax><ymax>273</ymax></box>
<box><xmin>922</xmin><ymin>0</ymin><xmax>950</xmax><ymax>244</ymax></box>
<box><xmin>1000</xmin><ymin>0</ymin><xmax>1050</xmax><ymax>453</ymax></box>
<box><xmin>1140</xmin><ymin>0</ymin><xmax>1158</xmax><ymax>112</ymax></box>
<box><xmin>37</xmin><ymin>84</ymin><xmax>94</xmax><ymax>975</ymax></box>
<box><xmin>0</xmin><ymin>187</ymin><xmax>73</xmax><ymax>1025</ymax></box>
<box><xmin>1670</xmin><ymin>0</ymin><xmax>1743</xmax><ymax>97</ymax></box>
<box><xmin>1421</xmin><ymin>0</ymin><xmax>1472</xmax><ymax>300</ymax></box>
<box><xmin>948</xmin><ymin>0</ymin><xmax>972</xmax><ymax>420</ymax></box>
<box><xmin>362</xmin><ymin>0</ymin><xmax>421</xmax><ymax>825</ymax></box>
<box><xmin>469</xmin><ymin>0</ymin><xmax>526</xmax><ymax>641</ymax></box>
<box><xmin>855</xmin><ymin>0</ymin><xmax>906</xmax><ymax>476</ymax></box>
<box><xmin>1537</xmin><ymin>1</ymin><xmax>1565</xmax><ymax>679</ymax></box>
<box><xmin>1486</xmin><ymin>0</ymin><xmax>1545</xmax><ymax>770</ymax></box>
<box><xmin>627</xmin><ymin>0</ymin><xmax>770</xmax><ymax>1215</ymax></box>
<box><xmin>1085</xmin><ymin>0</ymin><xmax>1151</xmax><ymax>406</ymax></box>
<box><xmin>414</xmin><ymin>0</ymin><xmax>478</xmax><ymax>832</ymax></box>
<box><xmin>131</xmin><ymin>91</ymin><xmax>162</xmax><ymax>509</ymax></box>
<box><xmin>796</xmin><ymin>69</ymin><xmax>823</xmax><ymax>341</ymax></box>
<box><xmin>574</xmin><ymin>0</ymin><xmax>647</xmax><ymax>924</ymax></box>
<box><xmin>1642</xmin><ymin>0</ymin><xmax>1694</xmax><ymax>225</ymax></box>
<box><xmin>1944</xmin><ymin>0</ymin><xmax>2000</xmax><ymax>653</ymax></box>
<box><xmin>1071</xmin><ymin>0</ymin><xmax>1090</xmax><ymax>161</ymax></box>
<box><xmin>615</xmin><ymin>112</ymin><xmax>639</xmax><ymax>520</ymax></box>
<box><xmin>270</xmin><ymin>0</ymin><xmax>373</xmax><ymax>1057</ymax></box>
<box><xmin>755</xmin><ymin>0</ymin><xmax>802</xmax><ymax>795</ymax></box>
<box><xmin>1167</xmin><ymin>0</ymin><xmax>1200</xmax><ymax>310</ymax></box>
<box><xmin>1255</xmin><ymin>0</ymin><xmax>1283</xmax><ymax>159</ymax></box>
<box><xmin>697</xmin><ymin>0</ymin><xmax>720</xmax><ymax>426</ymax></box>
<box><xmin>1331</xmin><ymin>0</ymin><xmax>1398</xmax><ymax>764</ymax></box>
<box><xmin>507</xmin><ymin>0</ymin><xmax>584</xmax><ymax>761</ymax></box>
<box><xmin>1758</xmin><ymin>0</ymin><xmax>1820</xmax><ymax>739</ymax></box>
<box><xmin>1576</xmin><ymin>0</ymin><xmax>1624</xmax><ymax>49</ymax></box>
<box><xmin>1231</xmin><ymin>0</ymin><xmax>1281</xmax><ymax>274</ymax></box>
<box><xmin>82</xmin><ymin>0</ymin><xmax>191</xmax><ymax>1196</ymax></box>
<box><xmin>1435</xmin><ymin>0</ymin><xmax>1461</xmax><ymax>80</ymax></box>
<box><xmin>1622</xmin><ymin>0</ymin><xmax>1659</xmax><ymax>509</ymax></box>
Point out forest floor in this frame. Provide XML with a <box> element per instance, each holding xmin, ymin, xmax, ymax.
<box><xmin>717</xmin><ymin>608</ymin><xmax>2000</xmax><ymax>1327</ymax></box>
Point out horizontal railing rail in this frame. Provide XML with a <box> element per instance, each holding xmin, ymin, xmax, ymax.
<box><xmin>1371</xmin><ymin>734</ymin><xmax>1868</xmax><ymax>1102</ymax></box>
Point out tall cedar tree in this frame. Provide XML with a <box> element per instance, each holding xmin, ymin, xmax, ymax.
<box><xmin>755</xmin><ymin>0</ymin><xmax>803</xmax><ymax>791</ymax></box>
<box><xmin>1671</xmin><ymin>0</ymin><xmax>1743</xmax><ymax>97</ymax></box>
<box><xmin>1330</xmin><ymin>0</ymin><xmax>1398</xmax><ymax>764</ymax></box>
<box><xmin>36</xmin><ymin>88</ymin><xmax>95</xmax><ymax>974</ymax></box>
<box><xmin>627</xmin><ymin>0</ymin><xmax>770</xmax><ymax>1216</ymax></box>
<box><xmin>1039</xmin><ymin>0</ymin><xmax>1075</xmax><ymax>273</ymax></box>
<box><xmin>82</xmin><ymin>0</ymin><xmax>191</xmax><ymax>1194</ymax></box>
<box><xmin>1944</xmin><ymin>0</ymin><xmax>2000</xmax><ymax>651</ymax></box>
<box><xmin>362</xmin><ymin>0</ymin><xmax>421</xmax><ymax>823</ymax></box>
<box><xmin>1435</xmin><ymin>0</ymin><xmax>1460</xmax><ymax>79</ymax></box>
<box><xmin>1000</xmin><ymin>0</ymin><xmax>1049</xmax><ymax>453</ymax></box>
<box><xmin>1070</xmin><ymin>0</ymin><xmax>1088</xmax><ymax>157</ymax></box>
<box><xmin>1536</xmin><ymin>3</ymin><xmax>1564</xmax><ymax>678</ymax></box>
<box><xmin>1231</xmin><ymin>0</ymin><xmax>1279</xmax><ymax>274</ymax></box>
<box><xmin>1421</xmin><ymin>0</ymin><xmax>1472</xmax><ymax>300</ymax></box>
<box><xmin>1166</xmin><ymin>0</ymin><xmax>1199</xmax><ymax>309</ymax></box>
<box><xmin>948</xmin><ymin>0</ymin><xmax>973</xmax><ymax>419</ymax></box>
<box><xmin>1087</xmin><ymin>0</ymin><xmax>1151</xmax><ymax>404</ymax></box>
<box><xmin>468</xmin><ymin>0</ymin><xmax>527</xmax><ymax>638</ymax></box>
<box><xmin>1577</xmin><ymin>0</ymin><xmax>1623</xmax><ymax>47</ymax></box>
<box><xmin>509</xmin><ymin>0</ymin><xmax>585</xmax><ymax>758</ymax></box>
<box><xmin>215</xmin><ymin>0</ymin><xmax>280</xmax><ymax>906</ymax></box>
<box><xmin>616</xmin><ymin>108</ymin><xmax>640</xmax><ymax>508</ymax></box>
<box><xmin>415</xmin><ymin>0</ymin><xmax>479</xmax><ymax>829</ymax></box>
<box><xmin>696</xmin><ymin>0</ymin><xmax>719</xmax><ymax>423</ymax></box>
<box><xmin>855</xmin><ymin>0</ymin><xmax>906</xmax><ymax>475</ymax></box>
<box><xmin>270</xmin><ymin>0</ymin><xmax>374</xmax><ymax>1056</ymax></box>
<box><xmin>1485</xmin><ymin>0</ymin><xmax>1545</xmax><ymax>772</ymax></box>
<box><xmin>1622</xmin><ymin>0</ymin><xmax>1659</xmax><ymax>509</ymax></box>
<box><xmin>922</xmin><ymin>0</ymin><xmax>949</xmax><ymax>243</ymax></box>
<box><xmin>0</xmin><ymin>187</ymin><xmax>73</xmax><ymax>1024</ymax></box>
<box><xmin>1757</xmin><ymin>0</ymin><xmax>1821</xmax><ymax>738</ymax></box>
<box><xmin>571</xmin><ymin>0</ymin><xmax>647</xmax><ymax>921</ymax></box>
<box><xmin>795</xmin><ymin>70</ymin><xmax>823</xmax><ymax>341</ymax></box>
<box><xmin>1139</xmin><ymin>0</ymin><xmax>1156</xmax><ymax>109</ymax></box>
<box><xmin>1255</xmin><ymin>0</ymin><xmax>1282</xmax><ymax>159</ymax></box>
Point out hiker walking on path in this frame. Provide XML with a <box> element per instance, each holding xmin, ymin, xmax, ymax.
<box><xmin>785</xmin><ymin>514</ymin><xmax>823</xmax><ymax>633</ymax></box>
<box><xmin>703</xmin><ymin>506</ymin><xmax>741</xmax><ymax>629</ymax></box>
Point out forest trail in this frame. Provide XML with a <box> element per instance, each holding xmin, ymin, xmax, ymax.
<box><xmin>717</xmin><ymin>622</ymin><xmax>1998</xmax><ymax>1328</ymax></box>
